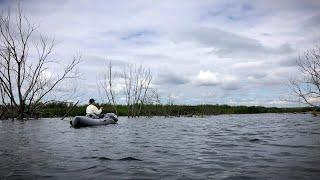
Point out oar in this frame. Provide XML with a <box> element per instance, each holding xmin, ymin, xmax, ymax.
<box><xmin>61</xmin><ymin>100</ymin><xmax>79</xmax><ymax>120</ymax></box>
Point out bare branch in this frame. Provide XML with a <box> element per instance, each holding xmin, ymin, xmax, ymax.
<box><xmin>0</xmin><ymin>4</ymin><xmax>81</xmax><ymax>119</ymax></box>
<box><xmin>290</xmin><ymin>46</ymin><xmax>320</xmax><ymax>108</ymax></box>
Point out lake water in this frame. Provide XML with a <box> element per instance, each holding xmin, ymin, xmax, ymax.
<box><xmin>0</xmin><ymin>113</ymin><xmax>319</xmax><ymax>180</ymax></box>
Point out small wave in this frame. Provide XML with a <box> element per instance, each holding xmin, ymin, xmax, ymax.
<box><xmin>222</xmin><ymin>175</ymin><xmax>256</xmax><ymax>180</ymax></box>
<box><xmin>249</xmin><ymin>138</ymin><xmax>260</xmax><ymax>142</ymax></box>
<box><xmin>118</xmin><ymin>157</ymin><xmax>142</xmax><ymax>161</ymax></box>
<box><xmin>217</xmin><ymin>144</ymin><xmax>239</xmax><ymax>147</ymax></box>
<box><xmin>265</xmin><ymin>143</ymin><xmax>317</xmax><ymax>149</ymax></box>
<box><xmin>302</xmin><ymin>167</ymin><xmax>320</xmax><ymax>173</ymax></box>
<box><xmin>82</xmin><ymin>165</ymin><xmax>98</xmax><ymax>170</ymax></box>
<box><xmin>81</xmin><ymin>156</ymin><xmax>99</xmax><ymax>159</ymax></box>
<box><xmin>66</xmin><ymin>165</ymin><xmax>99</xmax><ymax>172</ymax></box>
<box><xmin>1</xmin><ymin>172</ymin><xmax>14</xmax><ymax>179</ymax></box>
<box><xmin>81</xmin><ymin>156</ymin><xmax>112</xmax><ymax>160</ymax></box>
<box><xmin>81</xmin><ymin>156</ymin><xmax>141</xmax><ymax>161</ymax></box>
<box><xmin>99</xmin><ymin>157</ymin><xmax>112</xmax><ymax>161</ymax></box>
<box><xmin>271</xmin><ymin>152</ymin><xmax>292</xmax><ymax>157</ymax></box>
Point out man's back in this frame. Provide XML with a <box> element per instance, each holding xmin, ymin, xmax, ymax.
<box><xmin>86</xmin><ymin>104</ymin><xmax>102</xmax><ymax>115</ymax></box>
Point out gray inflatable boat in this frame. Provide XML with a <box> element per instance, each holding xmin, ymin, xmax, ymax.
<box><xmin>70</xmin><ymin>113</ymin><xmax>118</xmax><ymax>128</ymax></box>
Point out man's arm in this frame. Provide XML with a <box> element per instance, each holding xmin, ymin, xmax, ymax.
<box><xmin>93</xmin><ymin>106</ymin><xmax>102</xmax><ymax>115</ymax></box>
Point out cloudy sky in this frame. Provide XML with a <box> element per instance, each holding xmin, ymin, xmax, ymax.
<box><xmin>1</xmin><ymin>0</ymin><xmax>320</xmax><ymax>106</ymax></box>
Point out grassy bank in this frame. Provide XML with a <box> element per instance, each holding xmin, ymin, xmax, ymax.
<box><xmin>37</xmin><ymin>102</ymin><xmax>316</xmax><ymax>118</ymax></box>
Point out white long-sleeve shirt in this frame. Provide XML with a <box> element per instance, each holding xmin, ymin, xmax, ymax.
<box><xmin>86</xmin><ymin>104</ymin><xmax>102</xmax><ymax>115</ymax></box>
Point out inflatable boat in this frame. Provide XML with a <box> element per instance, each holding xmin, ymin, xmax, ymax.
<box><xmin>70</xmin><ymin>113</ymin><xmax>118</xmax><ymax>128</ymax></box>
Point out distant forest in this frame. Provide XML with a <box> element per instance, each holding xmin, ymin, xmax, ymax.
<box><xmin>30</xmin><ymin>102</ymin><xmax>315</xmax><ymax>119</ymax></box>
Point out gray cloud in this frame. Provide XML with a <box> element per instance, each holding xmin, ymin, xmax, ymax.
<box><xmin>250</xmin><ymin>72</ymin><xmax>267</xmax><ymax>79</ymax></box>
<box><xmin>178</xmin><ymin>27</ymin><xmax>294</xmax><ymax>58</ymax></box>
<box><xmin>301</xmin><ymin>14</ymin><xmax>320</xmax><ymax>32</ymax></box>
<box><xmin>279</xmin><ymin>57</ymin><xmax>298</xmax><ymax>67</ymax></box>
<box><xmin>155</xmin><ymin>72</ymin><xmax>189</xmax><ymax>85</ymax></box>
<box><xmin>222</xmin><ymin>83</ymin><xmax>241</xmax><ymax>91</ymax></box>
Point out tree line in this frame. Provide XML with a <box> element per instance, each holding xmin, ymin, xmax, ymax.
<box><xmin>30</xmin><ymin>102</ymin><xmax>315</xmax><ymax>119</ymax></box>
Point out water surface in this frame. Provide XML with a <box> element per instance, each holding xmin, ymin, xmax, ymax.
<box><xmin>0</xmin><ymin>114</ymin><xmax>319</xmax><ymax>179</ymax></box>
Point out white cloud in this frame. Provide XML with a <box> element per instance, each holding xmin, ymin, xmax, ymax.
<box><xmin>307</xmin><ymin>97</ymin><xmax>320</xmax><ymax>104</ymax></box>
<box><xmin>195</xmin><ymin>70</ymin><xmax>220</xmax><ymax>86</ymax></box>
<box><xmin>194</xmin><ymin>70</ymin><xmax>238</xmax><ymax>89</ymax></box>
<box><xmin>232</xmin><ymin>61</ymin><xmax>265</xmax><ymax>69</ymax></box>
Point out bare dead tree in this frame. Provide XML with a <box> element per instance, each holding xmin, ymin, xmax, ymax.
<box><xmin>290</xmin><ymin>46</ymin><xmax>320</xmax><ymax>108</ymax></box>
<box><xmin>143</xmin><ymin>88</ymin><xmax>160</xmax><ymax>105</ymax></box>
<box><xmin>0</xmin><ymin>85</ymin><xmax>8</xmax><ymax>118</ymax></box>
<box><xmin>141</xmin><ymin>88</ymin><xmax>161</xmax><ymax>117</ymax></box>
<box><xmin>123</xmin><ymin>64</ymin><xmax>133</xmax><ymax>117</ymax></box>
<box><xmin>101</xmin><ymin>61</ymin><xmax>118</xmax><ymax>114</ymax></box>
<box><xmin>98</xmin><ymin>62</ymin><xmax>156</xmax><ymax>117</ymax></box>
<box><xmin>123</xmin><ymin>64</ymin><xmax>153</xmax><ymax>117</ymax></box>
<box><xmin>0</xmin><ymin>5</ymin><xmax>80</xmax><ymax>119</ymax></box>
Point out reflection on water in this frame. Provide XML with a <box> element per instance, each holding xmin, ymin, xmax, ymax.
<box><xmin>0</xmin><ymin>114</ymin><xmax>319</xmax><ymax>179</ymax></box>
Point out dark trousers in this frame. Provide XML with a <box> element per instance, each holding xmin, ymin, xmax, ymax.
<box><xmin>87</xmin><ymin>114</ymin><xmax>105</xmax><ymax>119</ymax></box>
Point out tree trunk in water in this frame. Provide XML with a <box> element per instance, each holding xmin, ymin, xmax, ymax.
<box><xmin>18</xmin><ymin>104</ymin><xmax>25</xmax><ymax>120</ymax></box>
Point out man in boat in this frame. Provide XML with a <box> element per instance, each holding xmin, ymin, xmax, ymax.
<box><xmin>86</xmin><ymin>98</ymin><xmax>104</xmax><ymax>118</ymax></box>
